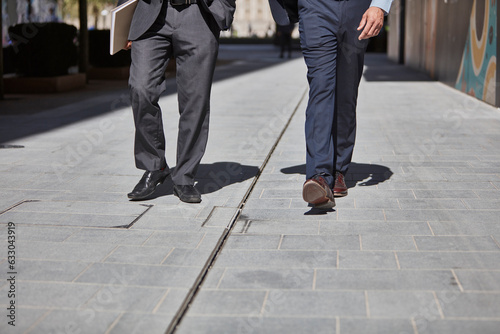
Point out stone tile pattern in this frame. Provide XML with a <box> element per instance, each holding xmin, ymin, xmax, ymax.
<box><xmin>0</xmin><ymin>52</ymin><xmax>499</xmax><ymax>334</ymax></box>
<box><xmin>176</xmin><ymin>55</ymin><xmax>500</xmax><ymax>334</ymax></box>
<box><xmin>0</xmin><ymin>46</ymin><xmax>309</xmax><ymax>334</ymax></box>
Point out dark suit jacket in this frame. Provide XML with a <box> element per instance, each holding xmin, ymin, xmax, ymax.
<box><xmin>117</xmin><ymin>0</ymin><xmax>236</xmax><ymax>41</ymax></box>
<box><xmin>268</xmin><ymin>0</ymin><xmax>298</xmax><ymax>26</ymax></box>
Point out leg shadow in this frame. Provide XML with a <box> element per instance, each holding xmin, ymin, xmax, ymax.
<box><xmin>133</xmin><ymin>162</ymin><xmax>260</xmax><ymax>200</ymax></box>
<box><xmin>280</xmin><ymin>162</ymin><xmax>393</xmax><ymax>189</ymax></box>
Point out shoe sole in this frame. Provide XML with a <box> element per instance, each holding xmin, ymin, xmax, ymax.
<box><xmin>303</xmin><ymin>181</ymin><xmax>336</xmax><ymax>209</ymax></box>
<box><xmin>127</xmin><ymin>174</ymin><xmax>169</xmax><ymax>200</ymax></box>
<box><xmin>173</xmin><ymin>187</ymin><xmax>202</xmax><ymax>203</ymax></box>
<box><xmin>333</xmin><ymin>190</ymin><xmax>348</xmax><ymax>198</ymax></box>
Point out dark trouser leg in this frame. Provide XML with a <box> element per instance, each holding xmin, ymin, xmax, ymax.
<box><xmin>299</xmin><ymin>0</ymin><xmax>340</xmax><ymax>187</ymax></box>
<box><xmin>334</xmin><ymin>0</ymin><xmax>370</xmax><ymax>175</ymax></box>
<box><xmin>129</xmin><ymin>32</ymin><xmax>172</xmax><ymax>172</ymax></box>
<box><xmin>170</xmin><ymin>5</ymin><xmax>219</xmax><ymax>186</ymax></box>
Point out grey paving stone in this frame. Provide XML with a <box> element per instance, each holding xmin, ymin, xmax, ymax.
<box><xmin>367</xmin><ymin>290</ymin><xmax>438</xmax><ymax>318</ymax></box>
<box><xmin>198</xmin><ymin>267</ymin><xmax>226</xmax><ymax>289</ymax></box>
<box><xmin>456</xmin><ymin>167</ymin><xmax>500</xmax><ymax>174</ymax></box>
<box><xmin>428</xmin><ymin>221</ymin><xmax>500</xmax><ymax>235</ymax></box>
<box><xmin>17</xmin><ymin>240</ymin><xmax>116</xmax><ymax>262</ymax></box>
<box><xmin>419</xmin><ymin>320</ymin><xmax>500</xmax><ymax>334</ymax></box>
<box><xmin>385</xmin><ymin>209</ymin><xmax>500</xmax><ymax>223</ymax></box>
<box><xmin>240</xmin><ymin>208</ymin><xmax>338</xmax><ymax>221</ymax></box>
<box><xmin>0</xmin><ymin>224</ymin><xmax>79</xmax><ymax>242</ymax></box>
<box><xmin>199</xmin><ymin>206</ymin><xmax>239</xmax><ymax>227</ymax></box>
<box><xmin>455</xmin><ymin>270</ymin><xmax>500</xmax><ymax>291</ymax></box>
<box><xmin>85</xmin><ymin>286</ymin><xmax>167</xmax><ymax>312</ymax></box>
<box><xmin>143</xmin><ymin>231</ymin><xmax>206</xmax><ymax>248</ymax></box>
<box><xmin>361</xmin><ymin>235</ymin><xmax>416</xmax><ymax>250</ymax></box>
<box><xmin>218</xmin><ymin>268</ymin><xmax>314</xmax><ymax>290</ymax></box>
<box><xmin>161</xmin><ymin>249</ymin><xmax>211</xmax><ymax>266</ymax></box>
<box><xmin>339</xmin><ymin>251</ymin><xmax>398</xmax><ymax>269</ymax></box>
<box><xmin>259</xmin><ymin>188</ymin><xmax>305</xmax><ymax>199</ymax></box>
<box><xmin>104</xmin><ymin>245</ymin><xmax>174</xmax><ymax>265</ymax></box>
<box><xmin>233</xmin><ymin>219</ymin><xmax>320</xmax><ymax>235</ymax></box>
<box><xmin>145</xmin><ymin>205</ymin><xmax>203</xmax><ymax>219</ymax></box>
<box><xmin>436</xmin><ymin>292</ymin><xmax>500</xmax><ymax>318</ymax></box>
<box><xmin>352</xmin><ymin>198</ymin><xmax>400</xmax><ymax>209</ymax></box>
<box><xmin>442</xmin><ymin>173</ymin><xmax>500</xmax><ymax>182</ymax></box>
<box><xmin>320</xmin><ymin>221</ymin><xmax>432</xmax><ymax>236</ymax></box>
<box><xmin>413</xmin><ymin>190</ymin><xmax>479</xmax><ymax>199</ymax></box>
<box><xmin>243</xmin><ymin>199</ymin><xmax>292</xmax><ymax>210</ymax></box>
<box><xmin>474</xmin><ymin>189</ymin><xmax>500</xmax><ymax>199</ymax></box>
<box><xmin>65</xmin><ymin>228</ymin><xmax>154</xmax><ymax>245</ymax></box>
<box><xmin>397</xmin><ymin>252</ymin><xmax>500</xmax><ymax>270</ymax></box>
<box><xmin>154</xmin><ymin>288</ymin><xmax>190</xmax><ymax>315</ymax></box>
<box><xmin>0</xmin><ymin>282</ymin><xmax>101</xmax><ymax>308</ymax></box>
<box><xmin>108</xmin><ymin>313</ymin><xmax>172</xmax><ymax>334</ymax></box>
<box><xmin>0</xmin><ymin>307</ymin><xmax>49</xmax><ymax>334</ymax></box>
<box><xmin>378</xmin><ymin>181</ymin><xmax>495</xmax><ymax>191</ymax></box>
<box><xmin>337</xmin><ymin>209</ymin><xmax>386</xmax><ymax>221</ymax></box>
<box><xmin>339</xmin><ymin>319</ymin><xmax>414</xmax><ymax>334</ymax></box>
<box><xmin>299</xmin><ymin>197</ymin><xmax>356</xmax><ymax>209</ymax></box>
<box><xmin>261</xmin><ymin>290</ymin><xmax>366</xmax><ymax>317</ymax></box>
<box><xmin>25</xmin><ymin>309</ymin><xmax>120</xmax><ymax>334</ymax></box>
<box><xmin>224</xmin><ymin>235</ymin><xmax>281</xmax><ymax>249</ymax></box>
<box><xmin>76</xmin><ymin>263</ymin><xmax>202</xmax><ymax>288</ymax></box>
<box><xmin>315</xmin><ymin>269</ymin><xmax>458</xmax><ymax>291</ymax></box>
<box><xmin>414</xmin><ymin>236</ymin><xmax>500</xmax><ymax>251</ymax></box>
<box><xmin>343</xmin><ymin>188</ymin><xmax>416</xmax><ymax>199</ymax></box>
<box><xmin>216</xmin><ymin>249</ymin><xmax>337</xmax><ymax>268</ymax></box>
<box><xmin>280</xmin><ymin>235</ymin><xmax>360</xmax><ymax>250</ymax></box>
<box><xmin>1</xmin><ymin>211</ymin><xmax>146</xmax><ymax>228</ymax></box>
<box><xmin>11</xmin><ymin>200</ymin><xmax>149</xmax><ymax>216</ymax></box>
<box><xmin>398</xmin><ymin>198</ymin><xmax>467</xmax><ymax>210</ymax></box>
<box><xmin>177</xmin><ymin>316</ymin><xmax>337</xmax><ymax>334</ymax></box>
<box><xmin>16</xmin><ymin>259</ymin><xmax>90</xmax><ymax>282</ymax></box>
<box><xmin>0</xmin><ymin>211</ymin><xmax>68</xmax><ymax>225</ymax></box>
<box><xmin>130</xmin><ymin>216</ymin><xmax>205</xmax><ymax>231</ymax></box>
<box><xmin>187</xmin><ymin>290</ymin><xmax>267</xmax><ymax>315</ymax></box>
<box><xmin>196</xmin><ymin>231</ymin><xmax>226</xmax><ymax>250</ymax></box>
<box><xmin>463</xmin><ymin>199</ymin><xmax>500</xmax><ymax>210</ymax></box>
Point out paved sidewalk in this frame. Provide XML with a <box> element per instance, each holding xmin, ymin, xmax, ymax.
<box><xmin>1</xmin><ymin>46</ymin><xmax>500</xmax><ymax>334</ymax></box>
<box><xmin>174</xmin><ymin>55</ymin><xmax>500</xmax><ymax>333</ymax></box>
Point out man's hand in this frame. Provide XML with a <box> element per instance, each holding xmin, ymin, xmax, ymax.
<box><xmin>357</xmin><ymin>7</ymin><xmax>385</xmax><ymax>40</ymax></box>
<box><xmin>124</xmin><ymin>41</ymin><xmax>132</xmax><ymax>50</ymax></box>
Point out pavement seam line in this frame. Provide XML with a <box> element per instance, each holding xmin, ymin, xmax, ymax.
<box><xmin>164</xmin><ymin>87</ymin><xmax>308</xmax><ymax>334</ymax></box>
<box><xmin>22</xmin><ymin>308</ymin><xmax>53</xmax><ymax>334</ymax></box>
<box><xmin>0</xmin><ymin>199</ymin><xmax>40</xmax><ymax>215</ymax></box>
<box><xmin>116</xmin><ymin>204</ymin><xmax>154</xmax><ymax>229</ymax></box>
<box><xmin>104</xmin><ymin>312</ymin><xmax>124</xmax><ymax>334</ymax></box>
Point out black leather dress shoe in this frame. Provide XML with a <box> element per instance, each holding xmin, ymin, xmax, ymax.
<box><xmin>173</xmin><ymin>185</ymin><xmax>202</xmax><ymax>203</ymax></box>
<box><xmin>128</xmin><ymin>169</ymin><xmax>170</xmax><ymax>200</ymax></box>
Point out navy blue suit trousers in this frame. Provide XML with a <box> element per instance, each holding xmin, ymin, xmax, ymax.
<box><xmin>299</xmin><ymin>0</ymin><xmax>371</xmax><ymax>187</ymax></box>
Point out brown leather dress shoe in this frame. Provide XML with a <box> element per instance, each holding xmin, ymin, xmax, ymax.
<box><xmin>302</xmin><ymin>175</ymin><xmax>336</xmax><ymax>209</ymax></box>
<box><xmin>333</xmin><ymin>171</ymin><xmax>348</xmax><ymax>197</ymax></box>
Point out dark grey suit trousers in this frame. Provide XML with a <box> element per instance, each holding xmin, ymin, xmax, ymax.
<box><xmin>129</xmin><ymin>2</ymin><xmax>219</xmax><ymax>186</ymax></box>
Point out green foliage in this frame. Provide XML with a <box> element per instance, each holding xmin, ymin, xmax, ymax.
<box><xmin>59</xmin><ymin>0</ymin><xmax>116</xmax><ymax>21</ymax></box>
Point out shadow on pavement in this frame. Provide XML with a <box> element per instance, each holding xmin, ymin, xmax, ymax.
<box><xmin>130</xmin><ymin>162</ymin><xmax>260</xmax><ymax>200</ymax></box>
<box><xmin>363</xmin><ymin>53</ymin><xmax>432</xmax><ymax>82</ymax></box>
<box><xmin>0</xmin><ymin>45</ymin><xmax>299</xmax><ymax>144</ymax></box>
<box><xmin>280</xmin><ymin>162</ymin><xmax>393</xmax><ymax>189</ymax></box>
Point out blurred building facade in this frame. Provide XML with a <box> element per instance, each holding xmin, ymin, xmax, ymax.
<box><xmin>2</xmin><ymin>0</ymin><xmax>60</xmax><ymax>46</ymax></box>
<box><xmin>230</xmin><ymin>0</ymin><xmax>275</xmax><ymax>38</ymax></box>
<box><xmin>388</xmin><ymin>0</ymin><xmax>499</xmax><ymax>107</ymax></box>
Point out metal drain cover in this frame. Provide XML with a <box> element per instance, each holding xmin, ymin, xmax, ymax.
<box><xmin>0</xmin><ymin>200</ymin><xmax>152</xmax><ymax>229</ymax></box>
